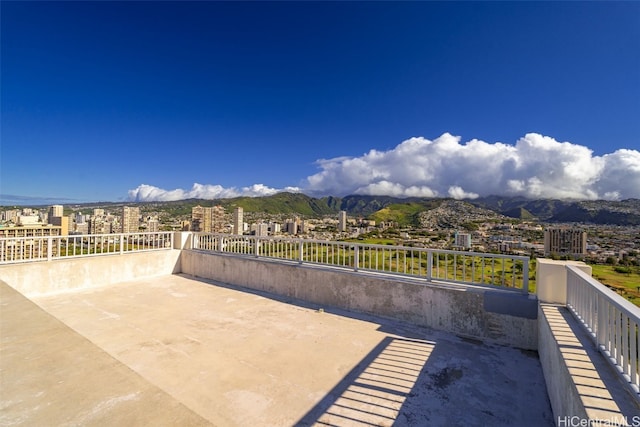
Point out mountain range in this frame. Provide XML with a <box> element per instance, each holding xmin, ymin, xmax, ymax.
<box><xmin>137</xmin><ymin>193</ymin><xmax>640</xmax><ymax>226</ymax></box>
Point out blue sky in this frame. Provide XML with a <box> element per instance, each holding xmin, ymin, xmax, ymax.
<box><xmin>2</xmin><ymin>1</ymin><xmax>639</xmax><ymax>204</ymax></box>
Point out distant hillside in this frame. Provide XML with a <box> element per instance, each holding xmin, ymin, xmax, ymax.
<box><xmin>470</xmin><ymin>196</ymin><xmax>572</xmax><ymax>220</ymax></box>
<box><xmin>13</xmin><ymin>193</ymin><xmax>638</xmax><ymax>225</ymax></box>
<box><xmin>502</xmin><ymin>207</ymin><xmax>536</xmax><ymax>220</ymax></box>
<box><xmin>221</xmin><ymin>193</ymin><xmax>336</xmax><ymax>216</ymax></box>
<box><xmin>338</xmin><ymin>195</ymin><xmax>419</xmax><ymax>216</ymax></box>
<box><xmin>368</xmin><ymin>200</ymin><xmax>443</xmax><ymax>227</ymax></box>
<box><xmin>471</xmin><ymin>196</ymin><xmax>640</xmax><ymax>225</ymax></box>
<box><xmin>550</xmin><ymin>199</ymin><xmax>640</xmax><ymax>225</ymax></box>
<box><xmin>416</xmin><ymin>200</ymin><xmax>505</xmax><ymax>229</ymax></box>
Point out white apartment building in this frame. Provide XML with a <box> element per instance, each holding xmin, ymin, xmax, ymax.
<box><xmin>233</xmin><ymin>207</ymin><xmax>243</xmax><ymax>235</ymax></box>
<box><xmin>338</xmin><ymin>211</ymin><xmax>347</xmax><ymax>232</ymax></box>
<box><xmin>122</xmin><ymin>206</ymin><xmax>140</xmax><ymax>234</ymax></box>
<box><xmin>454</xmin><ymin>232</ymin><xmax>472</xmax><ymax>249</ymax></box>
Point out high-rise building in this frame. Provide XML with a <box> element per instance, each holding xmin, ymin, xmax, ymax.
<box><xmin>0</xmin><ymin>225</ymin><xmax>62</xmax><ymax>238</ymax></box>
<box><xmin>212</xmin><ymin>206</ymin><xmax>226</xmax><ymax>233</ymax></box>
<box><xmin>191</xmin><ymin>206</ymin><xmax>206</xmax><ymax>232</ymax></box>
<box><xmin>88</xmin><ymin>217</ymin><xmax>110</xmax><ymax>235</ymax></box>
<box><xmin>48</xmin><ymin>205</ymin><xmax>63</xmax><ymax>220</ymax></box>
<box><xmin>1</xmin><ymin>209</ymin><xmax>19</xmax><ymax>223</ymax></box>
<box><xmin>47</xmin><ymin>205</ymin><xmax>65</xmax><ymax>235</ymax></box>
<box><xmin>454</xmin><ymin>232</ymin><xmax>472</xmax><ymax>249</ymax></box>
<box><xmin>338</xmin><ymin>211</ymin><xmax>347</xmax><ymax>232</ymax></box>
<box><xmin>49</xmin><ymin>216</ymin><xmax>71</xmax><ymax>236</ymax></box>
<box><xmin>233</xmin><ymin>207</ymin><xmax>243</xmax><ymax>235</ymax></box>
<box><xmin>192</xmin><ymin>205</ymin><xmax>225</xmax><ymax>233</ymax></box>
<box><xmin>544</xmin><ymin>227</ymin><xmax>587</xmax><ymax>256</ymax></box>
<box><xmin>270</xmin><ymin>223</ymin><xmax>281</xmax><ymax>234</ymax></box>
<box><xmin>255</xmin><ymin>223</ymin><xmax>269</xmax><ymax>236</ymax></box>
<box><xmin>122</xmin><ymin>206</ymin><xmax>140</xmax><ymax>234</ymax></box>
<box><xmin>147</xmin><ymin>218</ymin><xmax>159</xmax><ymax>233</ymax></box>
<box><xmin>74</xmin><ymin>221</ymin><xmax>89</xmax><ymax>235</ymax></box>
<box><xmin>202</xmin><ymin>207</ymin><xmax>212</xmax><ymax>232</ymax></box>
<box><xmin>285</xmin><ymin>220</ymin><xmax>297</xmax><ymax>235</ymax></box>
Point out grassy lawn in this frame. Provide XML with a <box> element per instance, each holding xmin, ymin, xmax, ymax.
<box><xmin>590</xmin><ymin>264</ymin><xmax>640</xmax><ymax>306</ymax></box>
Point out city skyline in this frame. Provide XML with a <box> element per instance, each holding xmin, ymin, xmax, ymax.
<box><xmin>2</xmin><ymin>2</ymin><xmax>639</xmax><ymax>205</ymax></box>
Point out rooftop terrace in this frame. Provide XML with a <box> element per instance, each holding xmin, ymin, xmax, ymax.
<box><xmin>2</xmin><ymin>275</ymin><xmax>552</xmax><ymax>426</ymax></box>
<box><xmin>1</xmin><ymin>232</ymin><xmax>638</xmax><ymax>426</ymax></box>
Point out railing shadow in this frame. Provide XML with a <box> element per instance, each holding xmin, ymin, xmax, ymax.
<box><xmin>295</xmin><ymin>336</ymin><xmax>435</xmax><ymax>427</ymax></box>
<box><xmin>544</xmin><ymin>306</ymin><xmax>640</xmax><ymax>419</ymax></box>
<box><xmin>181</xmin><ymin>273</ymin><xmax>553</xmax><ymax>426</ymax></box>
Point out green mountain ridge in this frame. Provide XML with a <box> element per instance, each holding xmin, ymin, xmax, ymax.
<box><xmin>4</xmin><ymin>193</ymin><xmax>639</xmax><ymax>225</ymax></box>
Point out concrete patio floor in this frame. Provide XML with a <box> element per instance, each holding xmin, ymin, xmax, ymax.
<box><xmin>1</xmin><ymin>274</ymin><xmax>553</xmax><ymax>426</ymax></box>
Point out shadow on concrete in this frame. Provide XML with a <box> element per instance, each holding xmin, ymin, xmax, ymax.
<box><xmin>295</xmin><ymin>336</ymin><xmax>435</xmax><ymax>426</ymax></box>
<box><xmin>181</xmin><ymin>273</ymin><xmax>554</xmax><ymax>426</ymax></box>
<box><xmin>544</xmin><ymin>306</ymin><xmax>640</xmax><ymax>419</ymax></box>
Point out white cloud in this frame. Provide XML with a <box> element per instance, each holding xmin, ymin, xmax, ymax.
<box><xmin>128</xmin><ymin>183</ymin><xmax>300</xmax><ymax>202</ymax></box>
<box><xmin>304</xmin><ymin>133</ymin><xmax>640</xmax><ymax>200</ymax></box>
<box><xmin>593</xmin><ymin>149</ymin><xmax>640</xmax><ymax>201</ymax></box>
<box><xmin>448</xmin><ymin>186</ymin><xmax>479</xmax><ymax>200</ymax></box>
<box><xmin>128</xmin><ymin>133</ymin><xmax>640</xmax><ymax>202</ymax></box>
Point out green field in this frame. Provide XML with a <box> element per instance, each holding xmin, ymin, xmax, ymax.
<box><xmin>590</xmin><ymin>264</ymin><xmax>640</xmax><ymax>306</ymax></box>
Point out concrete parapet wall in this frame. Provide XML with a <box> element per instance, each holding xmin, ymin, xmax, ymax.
<box><xmin>537</xmin><ymin>259</ymin><xmax>592</xmax><ymax>304</ymax></box>
<box><xmin>538</xmin><ymin>304</ymin><xmax>639</xmax><ymax>424</ymax></box>
<box><xmin>538</xmin><ymin>304</ymin><xmax>588</xmax><ymax>420</ymax></box>
<box><xmin>0</xmin><ymin>250</ymin><xmax>182</xmax><ymax>297</ymax></box>
<box><xmin>181</xmin><ymin>250</ymin><xmax>538</xmax><ymax>350</ymax></box>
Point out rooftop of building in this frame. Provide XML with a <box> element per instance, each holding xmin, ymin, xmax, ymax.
<box><xmin>2</xmin><ymin>274</ymin><xmax>553</xmax><ymax>426</ymax></box>
<box><xmin>2</xmin><ymin>232</ymin><xmax>639</xmax><ymax>425</ymax></box>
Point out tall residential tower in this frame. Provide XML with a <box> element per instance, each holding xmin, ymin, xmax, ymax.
<box><xmin>122</xmin><ymin>206</ymin><xmax>140</xmax><ymax>234</ymax></box>
<box><xmin>544</xmin><ymin>227</ymin><xmax>587</xmax><ymax>257</ymax></box>
<box><xmin>233</xmin><ymin>207</ymin><xmax>243</xmax><ymax>235</ymax></box>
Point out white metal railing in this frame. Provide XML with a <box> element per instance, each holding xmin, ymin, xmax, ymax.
<box><xmin>192</xmin><ymin>233</ymin><xmax>530</xmax><ymax>293</ymax></box>
<box><xmin>566</xmin><ymin>265</ymin><xmax>640</xmax><ymax>399</ymax></box>
<box><xmin>0</xmin><ymin>232</ymin><xmax>174</xmax><ymax>264</ymax></box>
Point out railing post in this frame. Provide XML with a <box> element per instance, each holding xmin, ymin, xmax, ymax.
<box><xmin>354</xmin><ymin>245</ymin><xmax>359</xmax><ymax>272</ymax></box>
<box><xmin>597</xmin><ymin>294</ymin><xmax>607</xmax><ymax>350</ymax></box>
<box><xmin>298</xmin><ymin>239</ymin><xmax>304</xmax><ymax>264</ymax></box>
<box><xmin>427</xmin><ymin>251</ymin><xmax>433</xmax><ymax>281</ymax></box>
<box><xmin>120</xmin><ymin>234</ymin><xmax>124</xmax><ymax>254</ymax></box>
<box><xmin>47</xmin><ymin>236</ymin><xmax>53</xmax><ymax>261</ymax></box>
<box><xmin>522</xmin><ymin>259</ymin><xmax>529</xmax><ymax>293</ymax></box>
<box><xmin>255</xmin><ymin>236</ymin><xmax>260</xmax><ymax>258</ymax></box>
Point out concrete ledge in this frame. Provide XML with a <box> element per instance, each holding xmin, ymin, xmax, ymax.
<box><xmin>538</xmin><ymin>304</ymin><xmax>639</xmax><ymax>425</ymax></box>
<box><xmin>537</xmin><ymin>259</ymin><xmax>592</xmax><ymax>304</ymax></box>
<box><xmin>181</xmin><ymin>250</ymin><xmax>539</xmax><ymax>350</ymax></box>
<box><xmin>0</xmin><ymin>250</ymin><xmax>182</xmax><ymax>297</ymax></box>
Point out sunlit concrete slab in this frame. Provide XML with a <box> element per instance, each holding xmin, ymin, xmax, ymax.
<box><xmin>0</xmin><ymin>281</ymin><xmax>211</xmax><ymax>427</ymax></box>
<box><xmin>3</xmin><ymin>274</ymin><xmax>553</xmax><ymax>426</ymax></box>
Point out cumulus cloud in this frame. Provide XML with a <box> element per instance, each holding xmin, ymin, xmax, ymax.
<box><xmin>128</xmin><ymin>133</ymin><xmax>640</xmax><ymax>202</ymax></box>
<box><xmin>304</xmin><ymin>133</ymin><xmax>640</xmax><ymax>200</ymax></box>
<box><xmin>448</xmin><ymin>186</ymin><xmax>479</xmax><ymax>200</ymax></box>
<box><xmin>128</xmin><ymin>183</ymin><xmax>300</xmax><ymax>202</ymax></box>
